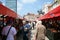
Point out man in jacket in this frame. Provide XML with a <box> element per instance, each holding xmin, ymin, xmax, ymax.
<box><xmin>36</xmin><ymin>21</ymin><xmax>46</xmax><ymax>40</ymax></box>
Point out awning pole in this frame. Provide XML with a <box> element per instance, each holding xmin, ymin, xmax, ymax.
<box><xmin>3</xmin><ymin>15</ymin><xmax>4</xmax><ymax>27</ymax></box>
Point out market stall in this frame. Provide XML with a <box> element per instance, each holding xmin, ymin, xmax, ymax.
<box><xmin>0</xmin><ymin>4</ymin><xmax>23</xmax><ymax>37</ymax></box>
<box><xmin>0</xmin><ymin>3</ymin><xmax>18</xmax><ymax>27</ymax></box>
<box><xmin>38</xmin><ymin>5</ymin><xmax>60</xmax><ymax>20</ymax></box>
<box><xmin>38</xmin><ymin>5</ymin><xmax>60</xmax><ymax>40</ymax></box>
<box><xmin>0</xmin><ymin>4</ymin><xmax>17</xmax><ymax>18</ymax></box>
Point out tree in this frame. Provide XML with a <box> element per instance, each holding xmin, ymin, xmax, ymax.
<box><xmin>37</xmin><ymin>9</ymin><xmax>44</xmax><ymax>15</ymax></box>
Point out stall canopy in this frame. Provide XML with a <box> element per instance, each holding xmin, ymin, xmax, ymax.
<box><xmin>0</xmin><ymin>4</ymin><xmax>17</xmax><ymax>18</ymax></box>
<box><xmin>38</xmin><ymin>5</ymin><xmax>60</xmax><ymax>20</ymax></box>
<box><xmin>17</xmin><ymin>14</ymin><xmax>24</xmax><ymax>20</ymax></box>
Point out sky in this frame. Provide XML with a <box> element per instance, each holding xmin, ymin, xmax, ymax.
<box><xmin>0</xmin><ymin>0</ymin><xmax>54</xmax><ymax>17</ymax></box>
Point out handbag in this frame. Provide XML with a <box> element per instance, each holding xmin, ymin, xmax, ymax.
<box><xmin>2</xmin><ymin>27</ymin><xmax>12</xmax><ymax>40</ymax></box>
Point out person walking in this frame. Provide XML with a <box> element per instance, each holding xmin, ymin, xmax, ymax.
<box><xmin>35</xmin><ymin>21</ymin><xmax>46</xmax><ymax>40</ymax></box>
<box><xmin>2</xmin><ymin>20</ymin><xmax>17</xmax><ymax>40</ymax></box>
<box><xmin>23</xmin><ymin>21</ymin><xmax>31</xmax><ymax>40</ymax></box>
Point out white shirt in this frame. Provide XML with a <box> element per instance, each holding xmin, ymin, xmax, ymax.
<box><xmin>2</xmin><ymin>26</ymin><xmax>17</xmax><ymax>40</ymax></box>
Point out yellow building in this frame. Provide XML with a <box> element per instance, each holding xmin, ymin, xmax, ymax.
<box><xmin>48</xmin><ymin>0</ymin><xmax>60</xmax><ymax>11</ymax></box>
<box><xmin>42</xmin><ymin>0</ymin><xmax>60</xmax><ymax>14</ymax></box>
<box><xmin>54</xmin><ymin>0</ymin><xmax>60</xmax><ymax>4</ymax></box>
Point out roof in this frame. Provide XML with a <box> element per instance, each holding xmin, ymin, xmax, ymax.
<box><xmin>0</xmin><ymin>4</ymin><xmax>17</xmax><ymax>18</ymax></box>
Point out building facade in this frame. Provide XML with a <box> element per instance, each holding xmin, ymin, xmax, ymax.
<box><xmin>42</xmin><ymin>0</ymin><xmax>60</xmax><ymax>15</ymax></box>
<box><xmin>23</xmin><ymin>13</ymin><xmax>40</xmax><ymax>21</ymax></box>
<box><xmin>49</xmin><ymin>0</ymin><xmax>60</xmax><ymax>10</ymax></box>
<box><xmin>42</xmin><ymin>4</ymin><xmax>52</xmax><ymax>14</ymax></box>
<box><xmin>54</xmin><ymin>0</ymin><xmax>60</xmax><ymax>4</ymax></box>
<box><xmin>5</xmin><ymin>0</ymin><xmax>17</xmax><ymax>12</ymax></box>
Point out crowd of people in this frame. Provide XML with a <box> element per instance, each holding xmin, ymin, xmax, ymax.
<box><xmin>19</xmin><ymin>20</ymin><xmax>46</xmax><ymax>40</ymax></box>
<box><xmin>42</xmin><ymin>19</ymin><xmax>60</xmax><ymax>32</ymax></box>
<box><xmin>0</xmin><ymin>19</ymin><xmax>47</xmax><ymax>40</ymax></box>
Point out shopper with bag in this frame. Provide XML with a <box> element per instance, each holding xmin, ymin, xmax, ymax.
<box><xmin>2</xmin><ymin>20</ymin><xmax>17</xmax><ymax>40</ymax></box>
